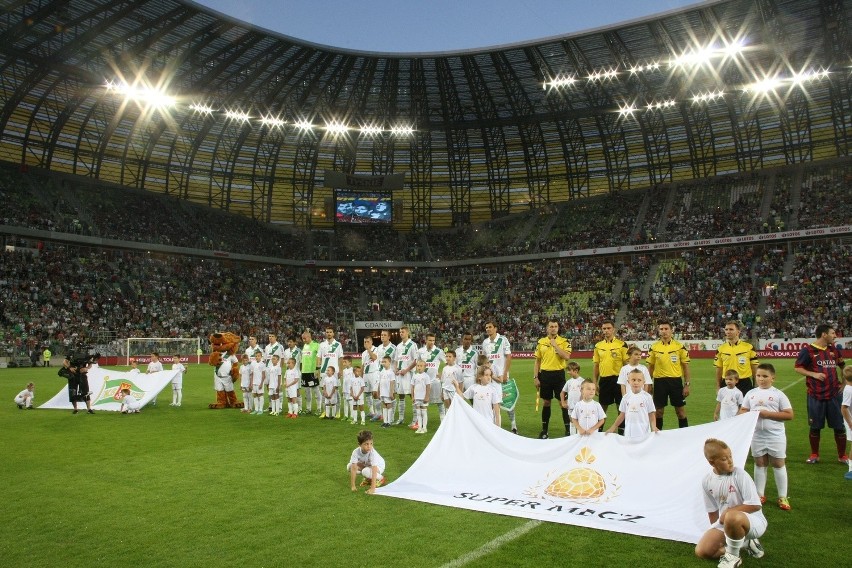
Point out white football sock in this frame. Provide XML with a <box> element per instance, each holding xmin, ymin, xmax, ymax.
<box><xmin>754</xmin><ymin>465</ymin><xmax>767</xmax><ymax>496</ymax></box>
<box><xmin>421</xmin><ymin>406</ymin><xmax>428</xmax><ymax>430</ymax></box>
<box><xmin>176</xmin><ymin>390</ymin><xmax>182</xmax><ymax>405</ymax></box>
<box><xmin>773</xmin><ymin>466</ymin><xmax>788</xmax><ymax>497</ymax></box>
<box><xmin>725</xmin><ymin>536</ymin><xmax>744</xmax><ymax>557</ymax></box>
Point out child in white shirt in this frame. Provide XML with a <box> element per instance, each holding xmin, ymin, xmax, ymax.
<box><xmin>378</xmin><ymin>356</ymin><xmax>396</xmax><ymax>428</ymax></box>
<box><xmin>14</xmin><ymin>382</ymin><xmax>35</xmax><ymax>409</ymax></box>
<box><xmin>350</xmin><ymin>366</ymin><xmax>367</xmax><ymax>425</ymax></box>
<box><xmin>571</xmin><ymin>380</ymin><xmax>606</xmax><ymax>435</ymax></box>
<box><xmin>341</xmin><ymin>357</ymin><xmax>354</xmax><ymax>420</ymax></box>
<box><xmin>560</xmin><ymin>362</ymin><xmax>585</xmax><ymax>435</ymax></box>
<box><xmin>461</xmin><ymin>366</ymin><xmax>500</xmax><ymax>425</ymax></box>
<box><xmin>440</xmin><ymin>351</ymin><xmax>463</xmax><ymax>417</ymax></box>
<box><xmin>411</xmin><ymin>360</ymin><xmax>431</xmax><ymax>434</ymax></box>
<box><xmin>147</xmin><ymin>352</ymin><xmax>163</xmax><ymax>406</ymax></box>
<box><xmin>120</xmin><ymin>388</ymin><xmax>141</xmax><ymax>413</ymax></box>
<box><xmin>606</xmin><ymin>369</ymin><xmax>658</xmax><ymax>440</ymax></box>
<box><xmin>267</xmin><ymin>354</ymin><xmax>282</xmax><ymax>415</ymax></box>
<box><xmin>284</xmin><ymin>357</ymin><xmax>301</xmax><ymax>418</ymax></box>
<box><xmin>617</xmin><ymin>346</ymin><xmax>653</xmax><ymax>395</ymax></box>
<box><xmin>348</xmin><ymin>430</ymin><xmax>386</xmax><ymax>494</ymax></box>
<box><xmin>321</xmin><ymin>366</ymin><xmax>339</xmax><ymax>419</ymax></box>
<box><xmin>250</xmin><ymin>351</ymin><xmax>266</xmax><ymax>416</ymax></box>
<box><xmin>239</xmin><ymin>354</ymin><xmax>253</xmax><ymax>413</ymax></box>
<box><xmin>715</xmin><ymin>370</ymin><xmax>744</xmax><ymax>421</ymax></box>
<box><xmin>170</xmin><ymin>355</ymin><xmax>186</xmax><ymax>407</ymax></box>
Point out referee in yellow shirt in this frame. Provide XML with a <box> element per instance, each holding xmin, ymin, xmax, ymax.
<box><xmin>592</xmin><ymin>321</ymin><xmax>628</xmax><ymax>428</ymax></box>
<box><xmin>533</xmin><ymin>319</ymin><xmax>572</xmax><ymax>439</ymax></box>
<box><xmin>714</xmin><ymin>320</ymin><xmax>758</xmax><ymax>396</ymax></box>
<box><xmin>646</xmin><ymin>320</ymin><xmax>691</xmax><ymax>430</ymax></box>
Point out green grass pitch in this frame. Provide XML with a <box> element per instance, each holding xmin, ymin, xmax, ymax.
<box><xmin>0</xmin><ymin>358</ymin><xmax>846</xmax><ymax>567</ymax></box>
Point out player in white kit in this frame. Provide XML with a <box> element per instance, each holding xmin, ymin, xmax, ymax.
<box><xmin>350</xmin><ymin>366</ymin><xmax>367</xmax><ymax>425</ymax></box>
<box><xmin>14</xmin><ymin>382</ymin><xmax>35</xmax><ymax>409</ymax></box>
<box><xmin>318</xmin><ymin>327</ymin><xmax>343</xmax><ymax>418</ymax></box>
<box><xmin>393</xmin><ymin>326</ymin><xmax>418</xmax><ymax>426</ymax></box>
<box><xmin>361</xmin><ymin>335</ymin><xmax>380</xmax><ymax>421</ymax></box>
<box><xmin>378</xmin><ymin>356</ymin><xmax>396</xmax><ymax>427</ymax></box>
<box><xmin>341</xmin><ymin>357</ymin><xmax>354</xmax><ymax>420</ymax></box>
<box><xmin>321</xmin><ymin>366</ymin><xmax>339</xmax><ymax>419</ymax></box>
<box><xmin>440</xmin><ymin>351</ymin><xmax>462</xmax><ymax>415</ymax></box>
<box><xmin>455</xmin><ymin>332</ymin><xmax>478</xmax><ymax>390</ymax></box>
<box><xmin>715</xmin><ymin>370</ymin><xmax>744</xmax><ymax>421</ymax></box>
<box><xmin>284</xmin><ymin>357</ymin><xmax>301</xmax><ymax>418</ymax></box>
<box><xmin>147</xmin><ymin>352</ymin><xmax>163</xmax><ymax>406</ymax></box>
<box><xmin>418</xmin><ymin>333</ymin><xmax>446</xmax><ymax>424</ymax></box>
<box><xmin>482</xmin><ymin>322</ymin><xmax>515</xmax><ymax>432</ymax></box>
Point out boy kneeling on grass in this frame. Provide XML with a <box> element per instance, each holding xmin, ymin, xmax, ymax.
<box><xmin>348</xmin><ymin>430</ymin><xmax>385</xmax><ymax>494</ymax></box>
<box><xmin>695</xmin><ymin>438</ymin><xmax>766</xmax><ymax>568</ymax></box>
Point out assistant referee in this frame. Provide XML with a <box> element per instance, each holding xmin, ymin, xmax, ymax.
<box><xmin>534</xmin><ymin>319</ymin><xmax>572</xmax><ymax>439</ymax></box>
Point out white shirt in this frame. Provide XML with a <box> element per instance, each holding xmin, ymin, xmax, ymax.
<box><xmin>418</xmin><ymin>345</ymin><xmax>446</xmax><ymax>381</ymax></box>
<box><xmin>571</xmin><ymin>399</ymin><xmax>606</xmax><ymax>431</ymax></box>
<box><xmin>342</xmin><ymin>368</ymin><xmax>354</xmax><ymax>399</ymax></box>
<box><xmin>464</xmin><ymin>383</ymin><xmax>500</xmax><ymax>422</ymax></box>
<box><xmin>378</xmin><ymin>368</ymin><xmax>395</xmax><ymax>398</ymax></box>
<box><xmin>618</xmin><ymin>390</ymin><xmax>656</xmax><ymax>439</ymax></box>
<box><xmin>349</xmin><ymin>446</ymin><xmax>385</xmax><ymax>472</ymax></box>
<box><xmin>147</xmin><ymin>361</ymin><xmax>163</xmax><ymax>373</ymax></box>
<box><xmin>441</xmin><ymin>364</ymin><xmax>462</xmax><ymax>392</ymax></box>
<box><xmin>267</xmin><ymin>363</ymin><xmax>282</xmax><ymax>389</ymax></box>
<box><xmin>322</xmin><ymin>375</ymin><xmax>338</xmax><ymax>397</ymax></box>
<box><xmin>318</xmin><ymin>339</ymin><xmax>343</xmax><ymax>377</ymax></box>
<box><xmin>617</xmin><ymin>363</ymin><xmax>653</xmax><ymax>387</ymax></box>
<box><xmin>250</xmin><ymin>360</ymin><xmax>265</xmax><ymax>386</ymax></box>
<box><xmin>283</xmin><ymin>345</ymin><xmax>302</xmax><ymax>369</ymax></box>
<box><xmin>561</xmin><ymin>377</ymin><xmax>584</xmax><ymax>411</ymax></box>
<box><xmin>350</xmin><ymin>375</ymin><xmax>366</xmax><ymax>399</ymax></box>
<box><xmin>240</xmin><ymin>364</ymin><xmax>252</xmax><ymax>389</ymax></box>
<box><xmin>361</xmin><ymin>346</ymin><xmax>379</xmax><ymax>376</ymax></box>
<box><xmin>395</xmin><ymin>339</ymin><xmax>418</xmax><ymax>376</ymax></box>
<box><xmin>14</xmin><ymin>389</ymin><xmax>34</xmax><ymax>403</ymax></box>
<box><xmin>264</xmin><ymin>342</ymin><xmax>284</xmax><ymax>366</ymax></box>
<box><xmin>245</xmin><ymin>344</ymin><xmax>263</xmax><ymax>359</ymax></box>
<box><xmin>481</xmin><ymin>334</ymin><xmax>511</xmax><ymax>378</ymax></box>
<box><xmin>455</xmin><ymin>346</ymin><xmax>478</xmax><ymax>380</ymax></box>
<box><xmin>741</xmin><ymin>386</ymin><xmax>792</xmax><ymax>437</ymax></box>
<box><xmin>716</xmin><ymin>386</ymin><xmax>744</xmax><ymax>420</ymax></box>
<box><xmin>285</xmin><ymin>368</ymin><xmax>301</xmax><ymax>389</ymax></box>
<box><xmin>412</xmin><ymin>372</ymin><xmax>430</xmax><ymax>400</ymax></box>
<box><xmin>375</xmin><ymin>342</ymin><xmax>396</xmax><ymax>371</ymax></box>
<box><xmin>702</xmin><ymin>467</ymin><xmax>765</xmax><ymax>522</ymax></box>
<box><xmin>171</xmin><ymin>362</ymin><xmax>186</xmax><ymax>382</ymax></box>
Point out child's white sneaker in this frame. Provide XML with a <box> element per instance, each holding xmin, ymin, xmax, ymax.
<box><xmin>745</xmin><ymin>538</ymin><xmax>764</xmax><ymax>558</ymax></box>
<box><xmin>717</xmin><ymin>553</ymin><xmax>742</xmax><ymax>568</ymax></box>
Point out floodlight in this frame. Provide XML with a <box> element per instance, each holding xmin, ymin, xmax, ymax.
<box><xmin>360</xmin><ymin>125</ymin><xmax>384</xmax><ymax>135</ymax></box>
<box><xmin>324</xmin><ymin>121</ymin><xmax>349</xmax><ymax>134</ymax></box>
<box><xmin>225</xmin><ymin>109</ymin><xmax>251</xmax><ymax>122</ymax></box>
<box><xmin>390</xmin><ymin>125</ymin><xmax>414</xmax><ymax>136</ymax></box>
<box><xmin>189</xmin><ymin>103</ymin><xmax>214</xmax><ymax>115</ymax></box>
<box><xmin>260</xmin><ymin>115</ymin><xmax>286</xmax><ymax>128</ymax></box>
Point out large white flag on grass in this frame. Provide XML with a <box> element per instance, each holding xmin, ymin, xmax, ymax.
<box><xmin>377</xmin><ymin>394</ymin><xmax>759</xmax><ymax>544</ymax></box>
<box><xmin>40</xmin><ymin>367</ymin><xmax>178</xmax><ymax>412</ymax></box>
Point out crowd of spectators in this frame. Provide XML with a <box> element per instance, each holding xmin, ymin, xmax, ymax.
<box><xmin>797</xmin><ymin>164</ymin><xmax>852</xmax><ymax>229</ymax></box>
<box><xmin>660</xmin><ymin>177</ymin><xmax>763</xmax><ymax>241</ymax></box>
<box><xmin>536</xmin><ymin>191</ymin><xmax>642</xmax><ymax>253</ymax></box>
<box><xmin>621</xmin><ymin>247</ymin><xmax>761</xmax><ymax>341</ymax></box>
<box><xmin>761</xmin><ymin>243</ymin><xmax>851</xmax><ymax>338</ymax></box>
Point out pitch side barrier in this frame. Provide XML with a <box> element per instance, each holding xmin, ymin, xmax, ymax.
<box><xmin>2</xmin><ymin>224</ymin><xmax>850</xmax><ymax>269</ymax></box>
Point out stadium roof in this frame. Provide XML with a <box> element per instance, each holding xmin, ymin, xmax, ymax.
<box><xmin>0</xmin><ymin>0</ymin><xmax>848</xmax><ymax>229</ymax></box>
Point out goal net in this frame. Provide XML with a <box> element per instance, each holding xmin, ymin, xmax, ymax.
<box><xmin>126</xmin><ymin>337</ymin><xmax>201</xmax><ymax>366</ymax></box>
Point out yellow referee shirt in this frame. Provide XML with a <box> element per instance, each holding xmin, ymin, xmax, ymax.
<box><xmin>535</xmin><ymin>336</ymin><xmax>572</xmax><ymax>371</ymax></box>
<box><xmin>714</xmin><ymin>340</ymin><xmax>758</xmax><ymax>379</ymax></box>
<box><xmin>593</xmin><ymin>338</ymin><xmax>627</xmax><ymax>377</ymax></box>
<box><xmin>647</xmin><ymin>339</ymin><xmax>690</xmax><ymax>378</ymax></box>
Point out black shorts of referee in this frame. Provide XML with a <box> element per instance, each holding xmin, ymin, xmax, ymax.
<box><xmin>301</xmin><ymin>372</ymin><xmax>318</xmax><ymax>388</ymax></box>
<box><xmin>653</xmin><ymin>377</ymin><xmax>686</xmax><ymax>408</ymax></box>
<box><xmin>538</xmin><ymin>369</ymin><xmax>566</xmax><ymax>400</ymax></box>
<box><xmin>598</xmin><ymin>375</ymin><xmax>621</xmax><ymax>407</ymax></box>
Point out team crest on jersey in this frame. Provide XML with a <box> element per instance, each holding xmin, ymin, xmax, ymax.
<box><xmin>525</xmin><ymin>447</ymin><xmax>620</xmax><ymax>504</ymax></box>
<box><xmin>94</xmin><ymin>377</ymin><xmax>145</xmax><ymax>406</ymax></box>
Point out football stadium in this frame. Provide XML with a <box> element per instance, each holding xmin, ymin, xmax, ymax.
<box><xmin>0</xmin><ymin>0</ymin><xmax>849</xmax><ymax>566</ymax></box>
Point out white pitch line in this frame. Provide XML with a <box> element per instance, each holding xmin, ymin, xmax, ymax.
<box><xmin>780</xmin><ymin>377</ymin><xmax>804</xmax><ymax>392</ymax></box>
<box><xmin>439</xmin><ymin>520</ymin><xmax>541</xmax><ymax>568</ymax></box>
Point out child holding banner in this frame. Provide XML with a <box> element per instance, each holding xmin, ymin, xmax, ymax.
<box><xmin>120</xmin><ymin>388</ymin><xmax>141</xmax><ymax>414</ymax></box>
<box><xmin>14</xmin><ymin>382</ymin><xmax>35</xmax><ymax>409</ymax></box>
<box><xmin>695</xmin><ymin>438</ymin><xmax>766</xmax><ymax>567</ymax></box>
<box><xmin>740</xmin><ymin>363</ymin><xmax>794</xmax><ymax>511</ymax></box>
<box><xmin>571</xmin><ymin>380</ymin><xmax>606</xmax><ymax>436</ymax></box>
<box><xmin>170</xmin><ymin>354</ymin><xmax>185</xmax><ymax>407</ymax></box>
<box><xmin>460</xmin><ymin>366</ymin><xmax>500</xmax><ymax>425</ymax></box>
<box><xmin>606</xmin><ymin>370</ymin><xmax>658</xmax><ymax>440</ymax></box>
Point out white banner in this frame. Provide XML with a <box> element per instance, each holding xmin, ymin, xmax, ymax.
<box><xmin>40</xmin><ymin>367</ymin><xmax>177</xmax><ymax>411</ymax></box>
<box><xmin>377</xmin><ymin>394</ymin><xmax>758</xmax><ymax>543</ymax></box>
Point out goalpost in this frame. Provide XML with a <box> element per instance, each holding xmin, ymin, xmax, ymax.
<box><xmin>126</xmin><ymin>337</ymin><xmax>202</xmax><ymax>365</ymax></box>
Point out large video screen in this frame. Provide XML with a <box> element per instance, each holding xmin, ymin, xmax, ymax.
<box><xmin>335</xmin><ymin>190</ymin><xmax>392</xmax><ymax>224</ymax></box>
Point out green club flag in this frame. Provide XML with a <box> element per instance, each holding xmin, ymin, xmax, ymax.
<box><xmin>500</xmin><ymin>378</ymin><xmax>519</xmax><ymax>412</ymax></box>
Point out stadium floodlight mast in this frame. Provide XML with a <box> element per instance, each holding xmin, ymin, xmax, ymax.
<box><xmin>126</xmin><ymin>337</ymin><xmax>202</xmax><ymax>365</ymax></box>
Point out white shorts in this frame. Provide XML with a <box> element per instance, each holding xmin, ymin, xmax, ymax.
<box><xmin>286</xmin><ymin>385</ymin><xmax>299</xmax><ymax>399</ymax></box>
<box><xmin>751</xmin><ymin>433</ymin><xmax>786</xmax><ymax>459</ymax></box>
<box><xmin>711</xmin><ymin>510</ymin><xmax>767</xmax><ymax>539</ymax></box>
<box><xmin>414</xmin><ymin>398</ymin><xmax>428</xmax><ymax>408</ymax></box>
<box><xmin>352</xmin><ymin>395</ymin><xmax>364</xmax><ymax>405</ymax></box>
<box><xmin>381</xmin><ymin>396</ymin><xmax>395</xmax><ymax>404</ymax></box>
<box><xmin>442</xmin><ymin>388</ymin><xmax>456</xmax><ymax>402</ymax></box>
<box><xmin>241</xmin><ymin>379</ymin><xmax>251</xmax><ymax>390</ymax></box>
<box><xmin>347</xmin><ymin>463</ymin><xmax>385</xmax><ymax>479</ymax></box>
<box><xmin>252</xmin><ymin>384</ymin><xmax>264</xmax><ymax>395</ymax></box>
<box><xmin>172</xmin><ymin>379</ymin><xmax>183</xmax><ymax>389</ymax></box>
<box><xmin>267</xmin><ymin>379</ymin><xmax>280</xmax><ymax>391</ymax></box>
<box><xmin>323</xmin><ymin>394</ymin><xmax>338</xmax><ymax>405</ymax></box>
<box><xmin>267</xmin><ymin>385</ymin><xmax>280</xmax><ymax>396</ymax></box>
<box><xmin>365</xmin><ymin>373</ymin><xmax>380</xmax><ymax>392</ymax></box>
<box><xmin>395</xmin><ymin>374</ymin><xmax>411</xmax><ymax>395</ymax></box>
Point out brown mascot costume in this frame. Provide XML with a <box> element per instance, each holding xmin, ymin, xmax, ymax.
<box><xmin>208</xmin><ymin>332</ymin><xmax>243</xmax><ymax>409</ymax></box>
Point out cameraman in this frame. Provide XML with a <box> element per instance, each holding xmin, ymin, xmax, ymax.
<box><xmin>58</xmin><ymin>355</ymin><xmax>95</xmax><ymax>414</ymax></box>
